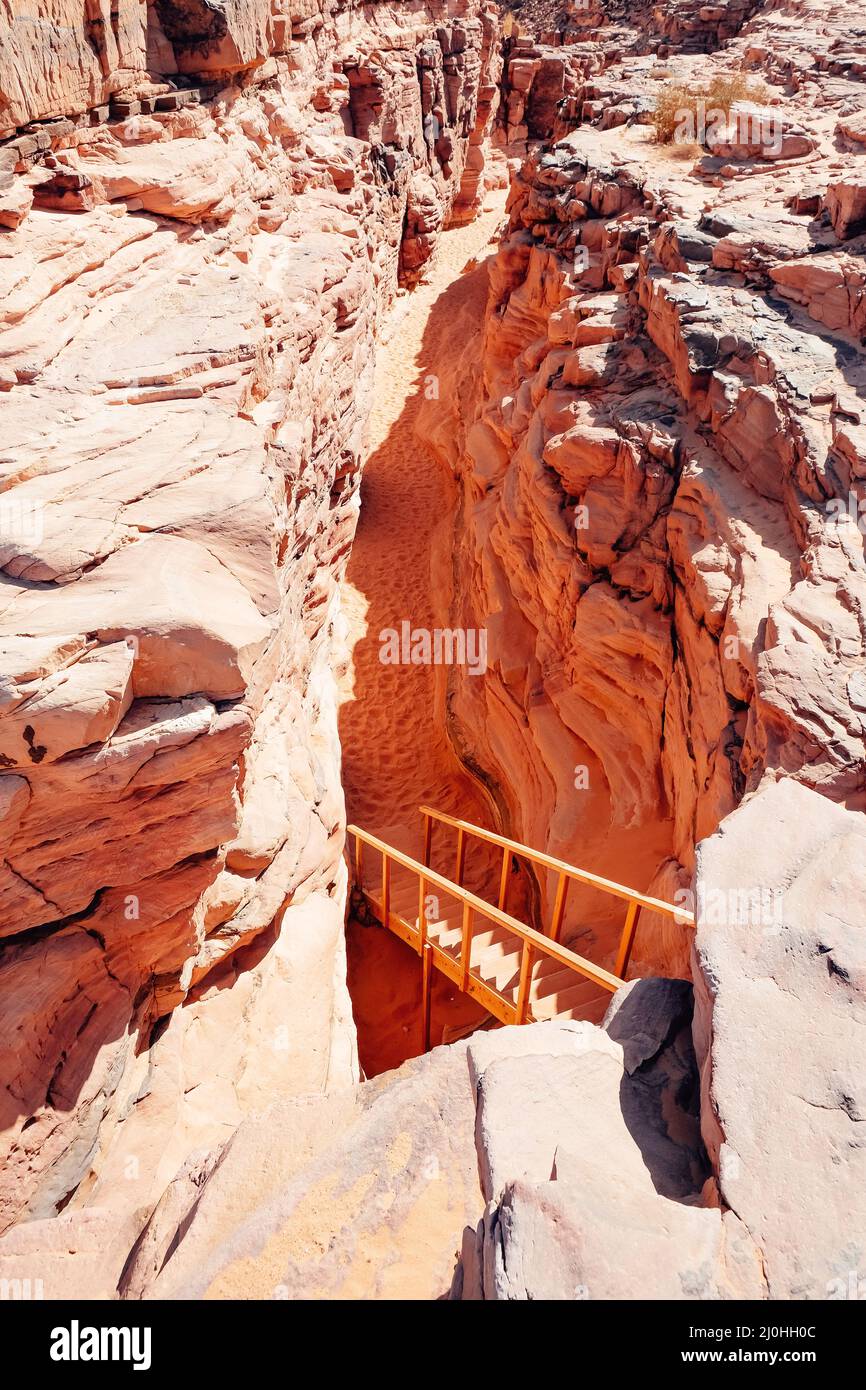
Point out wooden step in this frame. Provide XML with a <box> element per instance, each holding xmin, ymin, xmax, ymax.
<box><xmin>529</xmin><ymin>950</ymin><xmax>608</xmax><ymax>999</ymax></box>
<box><xmin>426</xmin><ymin>919</ymin><xmax>463</xmax><ymax>949</ymax></box>
<box><xmin>530</xmin><ymin>963</ymin><xmax>578</xmax><ymax>1002</ymax></box>
<box><xmin>366</xmin><ymin>887</ymin><xmax>612</xmax><ymax>1021</ymax></box>
<box><xmin>348</xmin><ymin>817</ymin><xmax>657</xmax><ymax>1039</ymax></box>
<box><xmin>552</xmin><ymin>993</ymin><xmax>610</xmax><ymax>1026</ymax></box>
<box><xmin>532</xmin><ymin>976</ymin><xmax>609</xmax><ymax>1021</ymax></box>
<box><xmin>466</xmin><ymin>924</ymin><xmax>515</xmax><ymax>953</ymax></box>
<box><xmin>474</xmin><ymin>941</ymin><xmax>523</xmax><ymax>992</ymax></box>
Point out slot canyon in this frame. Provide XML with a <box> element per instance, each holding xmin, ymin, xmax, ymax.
<box><xmin>0</xmin><ymin>0</ymin><xmax>864</xmax><ymax>1305</ymax></box>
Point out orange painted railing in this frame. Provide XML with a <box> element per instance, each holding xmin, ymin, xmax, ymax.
<box><xmin>418</xmin><ymin>805</ymin><xmax>693</xmax><ymax>978</ymax></box>
<box><xmin>347</xmin><ymin>823</ymin><xmax>625</xmax><ymax>1048</ymax></box>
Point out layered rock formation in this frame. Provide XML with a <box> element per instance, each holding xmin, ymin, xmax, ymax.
<box><xmin>3</xmin><ymin>776</ymin><xmax>859</xmax><ymax>1300</ymax></box>
<box><xmin>80</xmin><ymin>991</ymin><xmax>764</xmax><ymax>1299</ymax></box>
<box><xmin>0</xmin><ymin>0</ymin><xmax>500</xmax><ymax>1241</ymax></box>
<box><xmin>1</xmin><ymin>0</ymin><xmax>865</xmax><ymax>1304</ymax></box>
<box><xmin>425</xmin><ymin>0</ymin><xmax>866</xmax><ymax>978</ymax></box>
<box><xmin>693</xmin><ymin>779</ymin><xmax>866</xmax><ymax>1300</ymax></box>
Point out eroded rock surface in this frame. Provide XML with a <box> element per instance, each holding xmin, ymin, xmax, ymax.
<box><xmin>0</xmin><ymin>0</ymin><xmax>500</xmax><ymax>1237</ymax></box>
<box><xmin>2</xmin><ymin>0</ymin><xmax>865</xmax><ymax>1304</ymax></box>
<box><xmin>693</xmin><ymin>779</ymin><xmax>866</xmax><ymax>1300</ymax></box>
<box><xmin>119</xmin><ymin>1001</ymin><xmax>749</xmax><ymax>1300</ymax></box>
<box><xmin>424</xmin><ymin>0</ymin><xmax>866</xmax><ymax>982</ymax></box>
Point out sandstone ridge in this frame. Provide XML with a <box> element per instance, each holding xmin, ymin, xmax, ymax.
<box><xmin>1</xmin><ymin>0</ymin><xmax>864</xmax><ymax>1303</ymax></box>
<box><xmin>0</xmin><ymin>0</ymin><xmax>501</xmax><ymax>1238</ymax></box>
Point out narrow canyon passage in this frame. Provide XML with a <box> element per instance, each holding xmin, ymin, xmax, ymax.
<box><xmin>0</xmin><ymin>0</ymin><xmax>863</xmax><ymax>1311</ymax></box>
<box><xmin>339</xmin><ymin>203</ymin><xmax>503</xmax><ymax>844</ymax></box>
<box><xmin>339</xmin><ymin>195</ymin><xmax>509</xmax><ymax>1073</ymax></box>
<box><xmin>337</xmin><ymin>187</ymin><xmax>676</xmax><ymax>1075</ymax></box>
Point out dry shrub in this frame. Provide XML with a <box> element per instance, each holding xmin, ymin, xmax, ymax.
<box><xmin>651</xmin><ymin>71</ymin><xmax>768</xmax><ymax>146</ymax></box>
<box><xmin>707</xmin><ymin>72</ymin><xmax>768</xmax><ymax>111</ymax></box>
<box><xmin>651</xmin><ymin>82</ymin><xmax>695</xmax><ymax>144</ymax></box>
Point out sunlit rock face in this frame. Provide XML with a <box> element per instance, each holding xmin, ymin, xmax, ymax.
<box><xmin>106</xmin><ymin>1006</ymin><xmax>758</xmax><ymax>1302</ymax></box>
<box><xmin>0</xmin><ymin>0</ymin><xmax>501</xmax><ymax>1236</ymax></box>
<box><xmin>1</xmin><ymin>0</ymin><xmax>865</xmax><ymax>1305</ymax></box>
<box><xmin>693</xmin><ymin>779</ymin><xmax>866</xmax><ymax>1300</ymax></box>
<box><xmin>423</xmin><ymin>0</ymin><xmax>866</xmax><ymax>981</ymax></box>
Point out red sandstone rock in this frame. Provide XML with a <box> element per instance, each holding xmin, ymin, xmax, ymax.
<box><xmin>1</xmin><ymin>0</ymin><xmax>865</xmax><ymax>1305</ymax></box>
<box><xmin>0</xmin><ymin>0</ymin><xmax>500</xmax><ymax>1237</ymax></box>
<box><xmin>421</xmin><ymin>4</ymin><xmax>866</xmax><ymax>989</ymax></box>
<box><xmin>114</xmin><ymin>1004</ymin><xmax>732</xmax><ymax>1300</ymax></box>
<box><xmin>111</xmin><ymin>994</ymin><xmax>769</xmax><ymax>1301</ymax></box>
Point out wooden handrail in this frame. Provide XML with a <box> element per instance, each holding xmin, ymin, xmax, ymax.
<box><xmin>419</xmin><ymin>804</ymin><xmax>694</xmax><ymax>923</ymax></box>
<box><xmin>347</xmin><ymin>824</ymin><xmax>624</xmax><ymax>997</ymax></box>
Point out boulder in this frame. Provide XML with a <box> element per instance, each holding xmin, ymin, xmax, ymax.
<box><xmin>457</xmin><ymin>999</ymin><xmax>763</xmax><ymax>1300</ymax></box>
<box><xmin>693</xmin><ymin>779</ymin><xmax>866</xmax><ymax>1299</ymax></box>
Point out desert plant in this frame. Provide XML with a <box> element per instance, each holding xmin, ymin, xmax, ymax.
<box><xmin>706</xmin><ymin>72</ymin><xmax>768</xmax><ymax>111</ymax></box>
<box><xmin>651</xmin><ymin>71</ymin><xmax>768</xmax><ymax>146</ymax></box>
<box><xmin>650</xmin><ymin>82</ymin><xmax>695</xmax><ymax>145</ymax></box>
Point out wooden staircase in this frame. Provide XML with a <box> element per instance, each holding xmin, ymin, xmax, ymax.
<box><xmin>347</xmin><ymin>807</ymin><xmax>693</xmax><ymax>1050</ymax></box>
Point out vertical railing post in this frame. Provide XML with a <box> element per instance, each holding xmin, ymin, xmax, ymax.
<box><xmin>418</xmin><ymin>873</ymin><xmax>427</xmax><ymax>947</ymax></box>
<box><xmin>614</xmin><ymin>900</ymin><xmax>640</xmax><ymax>979</ymax></box>
<box><xmin>381</xmin><ymin>852</ymin><xmax>390</xmax><ymax>927</ymax></box>
<box><xmin>354</xmin><ymin>832</ymin><xmax>363</xmax><ymax>890</ymax></box>
<box><xmin>455</xmin><ymin>827</ymin><xmax>466</xmax><ymax>887</ymax></box>
<box><xmin>515</xmin><ymin>939</ymin><xmax>534</xmax><ymax>1025</ymax></box>
<box><xmin>422</xmin><ymin>810</ymin><xmax>432</xmax><ymax>869</ymax></box>
<box><xmin>497</xmin><ymin>845</ymin><xmax>510</xmax><ymax>912</ymax></box>
<box><xmin>421</xmin><ymin>941</ymin><xmax>433</xmax><ymax>1052</ymax></box>
<box><xmin>549</xmin><ymin>870</ymin><xmax>569</xmax><ymax>942</ymax></box>
<box><xmin>460</xmin><ymin>900</ymin><xmax>473</xmax><ymax>991</ymax></box>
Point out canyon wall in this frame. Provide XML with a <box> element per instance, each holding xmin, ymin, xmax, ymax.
<box><xmin>92</xmin><ymin>774</ymin><xmax>866</xmax><ymax>1306</ymax></box>
<box><xmin>0</xmin><ymin>0</ymin><xmax>500</xmax><ymax>1243</ymax></box>
<box><xmin>0</xmin><ymin>0</ymin><xmax>864</xmax><ymax>1303</ymax></box>
<box><xmin>424</xmin><ymin>0</ymin><xmax>866</xmax><ymax>976</ymax></box>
